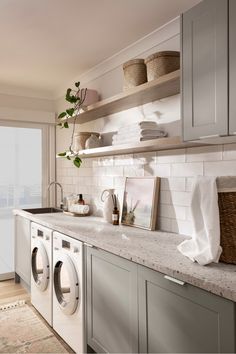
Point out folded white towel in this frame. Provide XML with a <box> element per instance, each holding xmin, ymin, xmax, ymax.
<box><xmin>118</xmin><ymin>121</ymin><xmax>159</xmax><ymax>134</ymax></box>
<box><xmin>177</xmin><ymin>176</ymin><xmax>222</xmax><ymax>266</ymax></box>
<box><xmin>69</xmin><ymin>204</ymin><xmax>89</xmax><ymax>214</ymax></box>
<box><xmin>112</xmin><ymin>130</ymin><xmax>166</xmax><ymax>143</ymax></box>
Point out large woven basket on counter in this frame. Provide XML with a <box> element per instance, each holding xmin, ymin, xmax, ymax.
<box><xmin>145</xmin><ymin>51</ymin><xmax>180</xmax><ymax>81</ymax></box>
<box><xmin>217</xmin><ymin>177</ymin><xmax>236</xmax><ymax>264</ymax></box>
<box><xmin>123</xmin><ymin>59</ymin><xmax>147</xmax><ymax>90</ymax></box>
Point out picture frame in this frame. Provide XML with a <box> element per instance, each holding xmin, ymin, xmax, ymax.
<box><xmin>121</xmin><ymin>177</ymin><xmax>160</xmax><ymax>231</ymax></box>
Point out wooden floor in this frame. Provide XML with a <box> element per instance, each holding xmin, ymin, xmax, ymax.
<box><xmin>0</xmin><ymin>279</ymin><xmax>30</xmax><ymax>306</ymax></box>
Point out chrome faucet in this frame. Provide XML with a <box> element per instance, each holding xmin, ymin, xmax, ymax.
<box><xmin>47</xmin><ymin>181</ymin><xmax>64</xmax><ymax>209</ymax></box>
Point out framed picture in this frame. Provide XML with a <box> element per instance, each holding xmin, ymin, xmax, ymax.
<box><xmin>121</xmin><ymin>177</ymin><xmax>160</xmax><ymax>231</ymax></box>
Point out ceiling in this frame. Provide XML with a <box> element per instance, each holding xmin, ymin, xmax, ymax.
<box><xmin>0</xmin><ymin>0</ymin><xmax>201</xmax><ymax>99</ymax></box>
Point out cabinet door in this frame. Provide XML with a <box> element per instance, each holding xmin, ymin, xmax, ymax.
<box><xmin>182</xmin><ymin>0</ymin><xmax>228</xmax><ymax>141</ymax></box>
<box><xmin>138</xmin><ymin>266</ymin><xmax>235</xmax><ymax>353</ymax></box>
<box><xmin>86</xmin><ymin>247</ymin><xmax>138</xmax><ymax>353</ymax></box>
<box><xmin>229</xmin><ymin>0</ymin><xmax>236</xmax><ymax>134</ymax></box>
<box><xmin>15</xmin><ymin>216</ymin><xmax>31</xmax><ymax>286</ymax></box>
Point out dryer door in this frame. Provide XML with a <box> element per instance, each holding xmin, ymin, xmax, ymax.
<box><xmin>53</xmin><ymin>254</ymin><xmax>79</xmax><ymax>315</ymax></box>
<box><xmin>31</xmin><ymin>240</ymin><xmax>49</xmax><ymax>291</ymax></box>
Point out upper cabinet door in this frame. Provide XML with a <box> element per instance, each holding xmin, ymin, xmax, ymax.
<box><xmin>229</xmin><ymin>0</ymin><xmax>236</xmax><ymax>135</ymax></box>
<box><xmin>182</xmin><ymin>0</ymin><xmax>228</xmax><ymax>141</ymax></box>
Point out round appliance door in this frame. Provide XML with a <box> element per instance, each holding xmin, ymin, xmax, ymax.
<box><xmin>53</xmin><ymin>253</ymin><xmax>79</xmax><ymax>315</ymax></box>
<box><xmin>31</xmin><ymin>240</ymin><xmax>50</xmax><ymax>292</ymax></box>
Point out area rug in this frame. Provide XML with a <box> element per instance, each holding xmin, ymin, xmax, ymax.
<box><xmin>0</xmin><ymin>300</ymin><xmax>71</xmax><ymax>353</ymax></box>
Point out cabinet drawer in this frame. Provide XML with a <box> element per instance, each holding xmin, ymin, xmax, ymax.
<box><xmin>138</xmin><ymin>265</ymin><xmax>235</xmax><ymax>353</ymax></box>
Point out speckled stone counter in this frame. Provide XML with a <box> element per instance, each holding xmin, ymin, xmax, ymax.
<box><xmin>14</xmin><ymin>209</ymin><xmax>236</xmax><ymax>302</ymax></box>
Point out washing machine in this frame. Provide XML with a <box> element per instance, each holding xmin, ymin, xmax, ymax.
<box><xmin>31</xmin><ymin>222</ymin><xmax>53</xmax><ymax>325</ymax></box>
<box><xmin>52</xmin><ymin>231</ymin><xmax>85</xmax><ymax>353</ymax></box>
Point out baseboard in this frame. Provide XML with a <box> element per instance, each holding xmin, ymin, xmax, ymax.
<box><xmin>0</xmin><ymin>272</ymin><xmax>14</xmax><ymax>281</ymax></box>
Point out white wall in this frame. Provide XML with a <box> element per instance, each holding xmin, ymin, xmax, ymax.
<box><xmin>0</xmin><ymin>92</ymin><xmax>55</xmax><ymax>124</ymax></box>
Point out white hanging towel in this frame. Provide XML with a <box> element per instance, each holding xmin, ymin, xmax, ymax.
<box><xmin>177</xmin><ymin>176</ymin><xmax>222</xmax><ymax>266</ymax></box>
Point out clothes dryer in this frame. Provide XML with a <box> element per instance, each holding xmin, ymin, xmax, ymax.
<box><xmin>52</xmin><ymin>232</ymin><xmax>84</xmax><ymax>353</ymax></box>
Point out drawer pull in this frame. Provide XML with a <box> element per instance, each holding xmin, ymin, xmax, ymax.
<box><xmin>164</xmin><ymin>275</ymin><xmax>185</xmax><ymax>286</ymax></box>
<box><xmin>84</xmin><ymin>242</ymin><xmax>97</xmax><ymax>249</ymax></box>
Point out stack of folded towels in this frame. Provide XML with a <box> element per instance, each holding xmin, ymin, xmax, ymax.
<box><xmin>112</xmin><ymin>121</ymin><xmax>167</xmax><ymax>146</ymax></box>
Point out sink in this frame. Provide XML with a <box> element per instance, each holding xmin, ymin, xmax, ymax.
<box><xmin>23</xmin><ymin>207</ymin><xmax>63</xmax><ymax>214</ymax></box>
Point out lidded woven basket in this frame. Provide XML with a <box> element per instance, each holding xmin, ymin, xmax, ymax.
<box><xmin>217</xmin><ymin>176</ymin><xmax>236</xmax><ymax>264</ymax></box>
<box><xmin>145</xmin><ymin>51</ymin><xmax>180</xmax><ymax>81</ymax></box>
<box><xmin>123</xmin><ymin>59</ymin><xmax>147</xmax><ymax>91</ymax></box>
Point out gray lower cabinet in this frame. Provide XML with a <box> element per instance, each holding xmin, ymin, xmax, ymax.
<box><xmin>182</xmin><ymin>0</ymin><xmax>228</xmax><ymax>141</ymax></box>
<box><xmin>229</xmin><ymin>0</ymin><xmax>236</xmax><ymax>135</ymax></box>
<box><xmin>138</xmin><ymin>265</ymin><xmax>236</xmax><ymax>353</ymax></box>
<box><xmin>15</xmin><ymin>215</ymin><xmax>31</xmax><ymax>286</ymax></box>
<box><xmin>86</xmin><ymin>247</ymin><xmax>138</xmax><ymax>353</ymax></box>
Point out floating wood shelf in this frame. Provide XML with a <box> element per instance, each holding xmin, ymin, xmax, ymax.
<box><xmin>78</xmin><ymin>136</ymin><xmax>205</xmax><ymax>158</ymax></box>
<box><xmin>70</xmin><ymin>70</ymin><xmax>180</xmax><ymax>124</ymax></box>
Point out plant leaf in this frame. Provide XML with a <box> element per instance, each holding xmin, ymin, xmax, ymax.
<box><xmin>66</xmin><ymin>108</ymin><xmax>74</xmax><ymax>117</ymax></box>
<box><xmin>57</xmin><ymin>122</ymin><xmax>63</xmax><ymax>127</ymax></box>
<box><xmin>75</xmin><ymin>81</ymin><xmax>80</xmax><ymax>88</ymax></box>
<box><xmin>64</xmin><ymin>122</ymin><xmax>69</xmax><ymax>128</ymax></box>
<box><xmin>57</xmin><ymin>152</ymin><xmax>67</xmax><ymax>157</ymax></box>
<box><xmin>73</xmin><ymin>156</ymin><xmax>82</xmax><ymax>168</ymax></box>
<box><xmin>66</xmin><ymin>156</ymin><xmax>71</xmax><ymax>160</ymax></box>
<box><xmin>58</xmin><ymin>111</ymin><xmax>67</xmax><ymax>119</ymax></box>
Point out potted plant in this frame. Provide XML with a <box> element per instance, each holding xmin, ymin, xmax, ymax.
<box><xmin>57</xmin><ymin>82</ymin><xmax>87</xmax><ymax>168</ymax></box>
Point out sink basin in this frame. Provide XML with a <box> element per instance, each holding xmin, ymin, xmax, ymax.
<box><xmin>23</xmin><ymin>207</ymin><xmax>63</xmax><ymax>214</ymax></box>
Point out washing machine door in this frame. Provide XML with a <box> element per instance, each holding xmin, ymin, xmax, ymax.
<box><xmin>31</xmin><ymin>240</ymin><xmax>50</xmax><ymax>292</ymax></box>
<box><xmin>53</xmin><ymin>254</ymin><xmax>79</xmax><ymax>315</ymax></box>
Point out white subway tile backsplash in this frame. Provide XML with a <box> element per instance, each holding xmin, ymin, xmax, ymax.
<box><xmin>204</xmin><ymin>160</ymin><xmax>236</xmax><ymax>176</ymax></box>
<box><xmin>105</xmin><ymin>166</ymin><xmax>123</xmax><ymax>176</ymax></box>
<box><xmin>57</xmin><ymin>142</ymin><xmax>236</xmax><ymax>237</ymax></box>
<box><xmin>159</xmin><ymin>191</ymin><xmax>172</xmax><ymax>204</ymax></box>
<box><xmin>133</xmin><ymin>152</ymin><xmax>156</xmax><ymax>165</ymax></box>
<box><xmin>114</xmin><ymin>154</ymin><xmax>134</xmax><ymax>166</ymax></box>
<box><xmin>186</xmin><ymin>145</ymin><xmax>222</xmax><ymax>162</ymax></box>
<box><xmin>97</xmin><ymin>176</ymin><xmax>114</xmax><ymax>188</ymax></box>
<box><xmin>159</xmin><ymin>204</ymin><xmax>186</xmax><ymax>220</ymax></box>
<box><xmin>157</xmin><ymin>217</ymin><xmax>172</xmax><ymax>232</ymax></box>
<box><xmin>124</xmin><ymin>165</ymin><xmax>144</xmax><ymax>177</ymax></box>
<box><xmin>171</xmin><ymin>162</ymin><xmax>203</xmax><ymax>177</ymax></box>
<box><xmin>160</xmin><ymin>177</ymin><xmax>186</xmax><ymax>191</ymax></box>
<box><xmin>171</xmin><ymin>191</ymin><xmax>191</xmax><ymax>206</ymax></box>
<box><xmin>156</xmin><ymin>149</ymin><xmax>185</xmax><ymax>163</ymax></box>
<box><xmin>144</xmin><ymin>163</ymin><xmax>171</xmax><ymax>177</ymax></box>
<box><xmin>223</xmin><ymin>143</ymin><xmax>236</xmax><ymax>160</ymax></box>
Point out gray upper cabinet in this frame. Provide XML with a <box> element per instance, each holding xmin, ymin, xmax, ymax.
<box><xmin>229</xmin><ymin>0</ymin><xmax>236</xmax><ymax>134</ymax></box>
<box><xmin>86</xmin><ymin>247</ymin><xmax>138</xmax><ymax>353</ymax></box>
<box><xmin>182</xmin><ymin>0</ymin><xmax>228</xmax><ymax>141</ymax></box>
<box><xmin>138</xmin><ymin>265</ymin><xmax>236</xmax><ymax>353</ymax></box>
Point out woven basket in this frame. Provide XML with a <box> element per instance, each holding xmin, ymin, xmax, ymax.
<box><xmin>217</xmin><ymin>177</ymin><xmax>236</xmax><ymax>264</ymax></box>
<box><xmin>123</xmin><ymin>59</ymin><xmax>147</xmax><ymax>91</ymax></box>
<box><xmin>145</xmin><ymin>51</ymin><xmax>180</xmax><ymax>81</ymax></box>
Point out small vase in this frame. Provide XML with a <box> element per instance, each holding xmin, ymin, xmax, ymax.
<box><xmin>101</xmin><ymin>189</ymin><xmax>114</xmax><ymax>223</ymax></box>
<box><xmin>85</xmin><ymin>134</ymin><xmax>101</xmax><ymax>149</ymax></box>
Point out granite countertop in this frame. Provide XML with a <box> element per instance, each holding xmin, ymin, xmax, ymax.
<box><xmin>14</xmin><ymin>209</ymin><xmax>236</xmax><ymax>302</ymax></box>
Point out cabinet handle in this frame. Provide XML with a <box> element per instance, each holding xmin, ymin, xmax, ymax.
<box><xmin>164</xmin><ymin>275</ymin><xmax>185</xmax><ymax>286</ymax></box>
<box><xmin>84</xmin><ymin>242</ymin><xmax>96</xmax><ymax>249</ymax></box>
<box><xmin>199</xmin><ymin>134</ymin><xmax>219</xmax><ymax>139</ymax></box>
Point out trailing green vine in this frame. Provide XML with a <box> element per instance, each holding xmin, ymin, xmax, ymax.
<box><xmin>57</xmin><ymin>82</ymin><xmax>87</xmax><ymax>168</ymax></box>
